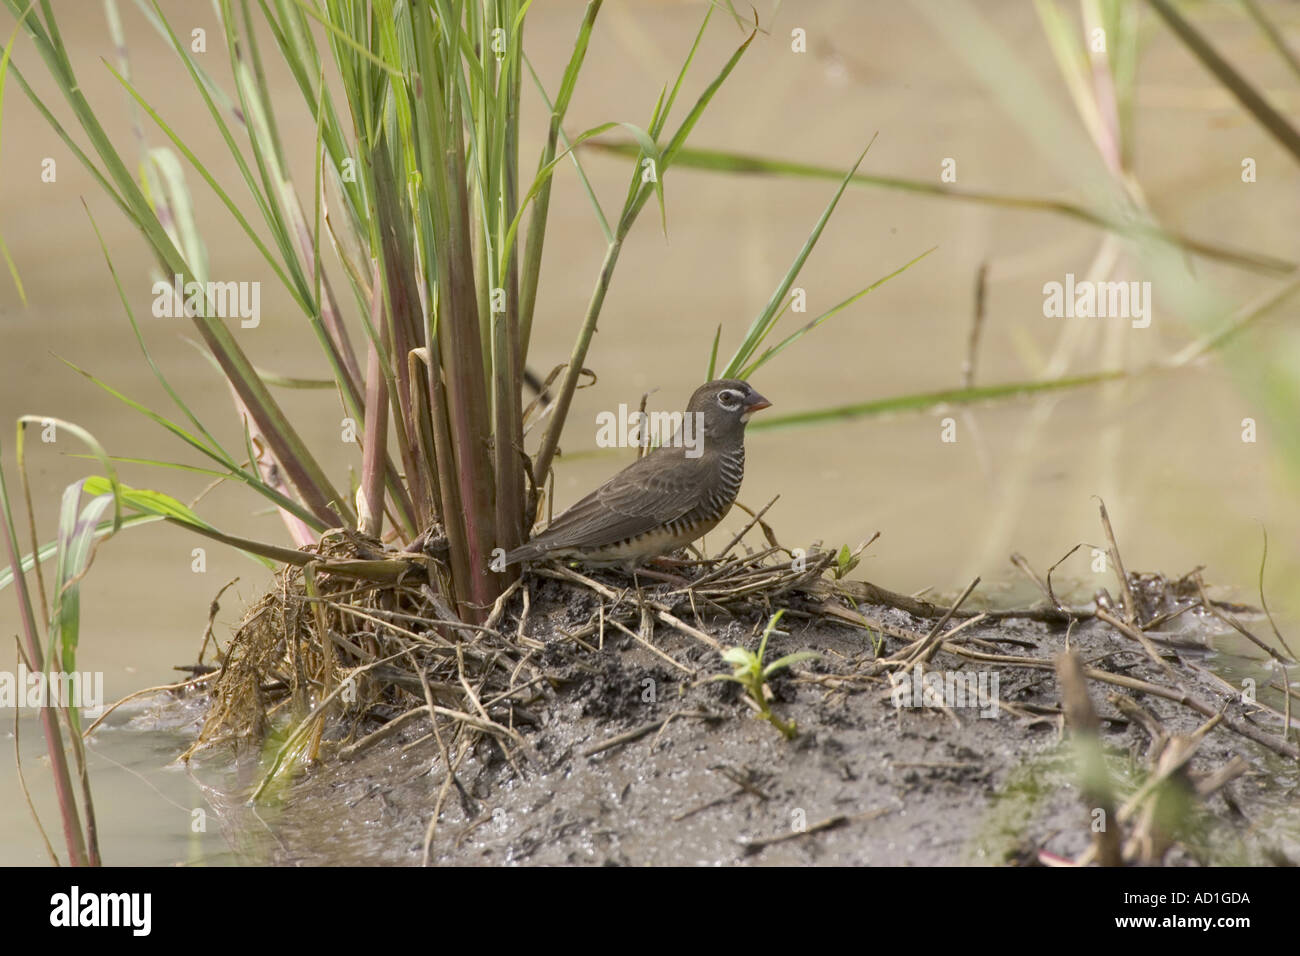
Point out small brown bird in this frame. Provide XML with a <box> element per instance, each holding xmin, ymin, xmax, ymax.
<box><xmin>504</xmin><ymin>379</ymin><xmax>771</xmax><ymax>566</ymax></box>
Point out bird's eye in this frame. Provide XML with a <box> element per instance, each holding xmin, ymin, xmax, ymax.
<box><xmin>717</xmin><ymin>390</ymin><xmax>740</xmax><ymax>410</ymax></box>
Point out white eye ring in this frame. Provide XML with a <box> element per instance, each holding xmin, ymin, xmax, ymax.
<box><xmin>718</xmin><ymin>390</ymin><xmax>741</xmax><ymax>409</ymax></box>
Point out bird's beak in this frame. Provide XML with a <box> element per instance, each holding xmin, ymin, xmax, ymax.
<box><xmin>745</xmin><ymin>391</ymin><xmax>772</xmax><ymax>414</ymax></box>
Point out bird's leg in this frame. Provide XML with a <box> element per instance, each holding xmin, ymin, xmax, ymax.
<box><xmin>633</xmin><ymin>566</ymin><xmax>692</xmax><ymax>588</ymax></box>
<box><xmin>629</xmin><ymin>564</ymin><xmax>664</xmax><ymax>625</ymax></box>
<box><xmin>637</xmin><ymin>553</ymin><xmax>694</xmax><ymax>587</ymax></box>
<box><xmin>631</xmin><ymin>567</ymin><xmax>646</xmax><ymax>612</ymax></box>
<box><xmin>628</xmin><ymin>567</ymin><xmax>664</xmax><ymax>648</ymax></box>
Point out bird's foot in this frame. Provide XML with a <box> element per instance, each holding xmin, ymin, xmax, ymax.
<box><xmin>630</xmin><ymin>566</ymin><xmax>692</xmax><ymax>588</ymax></box>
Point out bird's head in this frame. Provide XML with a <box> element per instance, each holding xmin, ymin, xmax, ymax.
<box><xmin>687</xmin><ymin>379</ymin><xmax>772</xmax><ymax>442</ymax></box>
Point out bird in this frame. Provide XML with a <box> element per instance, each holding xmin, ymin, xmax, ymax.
<box><xmin>503</xmin><ymin>379</ymin><xmax>771</xmax><ymax>567</ymax></box>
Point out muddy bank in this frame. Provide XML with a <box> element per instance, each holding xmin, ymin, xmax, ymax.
<box><xmin>152</xmin><ymin>570</ymin><xmax>1300</xmax><ymax>867</ymax></box>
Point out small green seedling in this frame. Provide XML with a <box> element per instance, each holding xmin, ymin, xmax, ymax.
<box><xmin>834</xmin><ymin>542</ymin><xmax>863</xmax><ymax>580</ymax></box>
<box><xmin>712</xmin><ymin>610</ymin><xmax>819</xmax><ymax>739</ymax></box>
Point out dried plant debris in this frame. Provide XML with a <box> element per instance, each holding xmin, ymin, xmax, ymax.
<box><xmin>176</xmin><ymin>509</ymin><xmax>1297</xmax><ymax>866</ymax></box>
<box><xmin>191</xmin><ymin>539</ymin><xmax>836</xmax><ymax>763</ymax></box>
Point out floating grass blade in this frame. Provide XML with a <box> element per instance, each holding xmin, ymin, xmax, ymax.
<box><xmin>585</xmin><ymin>141</ymin><xmax>1292</xmax><ymax>276</ymax></box>
<box><xmin>749</xmin><ymin>371</ymin><xmax>1130</xmax><ymax>431</ymax></box>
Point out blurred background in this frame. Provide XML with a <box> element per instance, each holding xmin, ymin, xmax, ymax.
<box><xmin>1</xmin><ymin>0</ymin><xmax>1298</xmax><ymax>862</ymax></box>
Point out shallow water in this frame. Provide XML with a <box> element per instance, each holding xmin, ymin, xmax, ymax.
<box><xmin>7</xmin><ymin>700</ymin><xmax>232</xmax><ymax>866</ymax></box>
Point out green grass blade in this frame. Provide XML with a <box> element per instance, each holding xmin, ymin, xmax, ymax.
<box><xmin>619</xmin><ymin>121</ymin><xmax>667</xmax><ymax>235</ymax></box>
<box><xmin>0</xmin><ymin>3</ymin><xmax>33</xmax><ymax>304</ymax></box>
<box><xmin>722</xmin><ymin>138</ymin><xmax>875</xmax><ymax>377</ymax></box>
<box><xmin>585</xmin><ymin>141</ymin><xmax>1293</xmax><ymax>276</ymax></box>
<box><xmin>1</xmin><ymin>58</ymin><xmax>135</xmax><ymax>221</ymax></box>
<box><xmin>83</xmin><ymin>201</ymin><xmax>231</xmax><ymax>458</ymax></box>
<box><xmin>58</xmin><ymin>356</ymin><xmax>327</xmax><ymax>532</ymax></box>
<box><xmin>739</xmin><ymin>246</ymin><xmax>937</xmax><ymax>378</ymax></box>
<box><xmin>82</xmin><ymin>476</ymin><xmax>277</xmax><ymax>569</ymax></box>
<box><xmin>104</xmin><ymin>61</ymin><xmax>300</xmax><ymax>301</ymax></box>
<box><xmin>763</xmin><ymin>651</ymin><xmax>820</xmax><ymax>678</ymax></box>
<box><xmin>81</xmin><ymin>476</ymin><xmax>214</xmax><ymax>530</ymax></box>
<box><xmin>16</xmin><ymin>417</ymin><xmax>122</xmax><ymax>534</ymax></box>
<box><xmin>617</xmin><ymin>18</ymin><xmax>756</xmax><ymax>235</ymax></box>
<box><xmin>659</xmin><ymin>22</ymin><xmax>754</xmax><ymax>171</ymax></box>
<box><xmin>0</xmin><ymin>514</ymin><xmax>162</xmax><ymax>594</ymax></box>
<box><xmin>531</xmin><ymin>17</ymin><xmax>757</xmax><ymax>488</ymax></box>
<box><xmin>0</xmin><ymin>231</ymin><xmax>23</xmax><ymax>304</ymax></box>
<box><xmin>749</xmin><ymin>371</ymin><xmax>1129</xmax><ymax>432</ymax></box>
<box><xmin>50</xmin><ymin>482</ymin><xmax>114</xmax><ymax>674</ymax></box>
<box><xmin>146</xmin><ymin>146</ymin><xmax>209</xmax><ymax>274</ymax></box>
<box><xmin>652</xmin><ymin>5</ymin><xmax>712</xmax><ymax>139</ymax></box>
<box><xmin>521</xmin><ymin>51</ymin><xmax>611</xmax><ymax>242</ymax></box>
<box><xmin>706</xmin><ymin>323</ymin><xmax>722</xmax><ymax>380</ymax></box>
<box><xmin>68</xmin><ymin>454</ymin><xmax>233</xmax><ymax>479</ymax></box>
<box><xmin>254</xmin><ymin>371</ymin><xmax>337</xmax><ymax>389</ymax></box>
<box><xmin>288</xmin><ymin>0</ymin><xmax>402</xmax><ymax>75</ymax></box>
<box><xmin>756</xmin><ymin>608</ymin><xmax>785</xmax><ymax>664</ymax></box>
<box><xmin>517</xmin><ymin>0</ymin><xmax>605</xmax><ymax>357</ymax></box>
<box><xmin>0</xmin><ymin>2</ymin><xmax>35</xmax><ymax>157</ymax></box>
<box><xmin>500</xmin><ymin>119</ymin><xmax>618</xmax><ymax>276</ymax></box>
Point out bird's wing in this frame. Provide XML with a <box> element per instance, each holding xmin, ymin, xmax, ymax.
<box><xmin>526</xmin><ymin>449</ymin><xmax>708</xmax><ymax>553</ymax></box>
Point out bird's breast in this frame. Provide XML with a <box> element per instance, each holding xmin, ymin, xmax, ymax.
<box><xmin>697</xmin><ymin>445</ymin><xmax>745</xmax><ymax>521</ymax></box>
